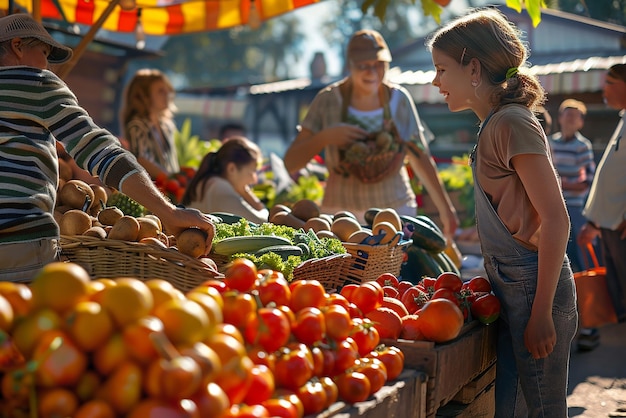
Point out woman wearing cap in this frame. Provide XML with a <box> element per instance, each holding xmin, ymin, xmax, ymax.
<box><xmin>578</xmin><ymin>64</ymin><xmax>626</xmax><ymax>323</ymax></box>
<box><xmin>428</xmin><ymin>8</ymin><xmax>577</xmax><ymax>416</ymax></box>
<box><xmin>283</xmin><ymin>29</ymin><xmax>458</xmax><ymax>240</ymax></box>
<box><xmin>0</xmin><ymin>13</ymin><xmax>215</xmax><ymax>281</ymax></box>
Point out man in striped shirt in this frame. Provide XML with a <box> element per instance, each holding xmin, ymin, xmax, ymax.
<box><xmin>548</xmin><ymin>99</ymin><xmax>597</xmax><ymax>273</ymax></box>
<box><xmin>0</xmin><ymin>13</ymin><xmax>215</xmax><ymax>281</ymax></box>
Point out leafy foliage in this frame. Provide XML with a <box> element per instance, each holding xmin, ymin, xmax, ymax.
<box><xmin>174</xmin><ymin>118</ymin><xmax>220</xmax><ymax>169</ymax></box>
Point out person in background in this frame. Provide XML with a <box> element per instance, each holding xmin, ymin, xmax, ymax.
<box><xmin>120</xmin><ymin>68</ymin><xmax>180</xmax><ymax>180</ymax></box>
<box><xmin>427</xmin><ymin>8</ymin><xmax>577</xmax><ymax>417</ymax></box>
<box><xmin>548</xmin><ymin>99</ymin><xmax>596</xmax><ymax>274</ymax></box>
<box><xmin>283</xmin><ymin>29</ymin><xmax>458</xmax><ymax>240</ymax></box>
<box><xmin>181</xmin><ymin>137</ymin><xmax>269</xmax><ymax>224</ymax></box>
<box><xmin>219</xmin><ymin>122</ymin><xmax>247</xmax><ymax>142</ymax></box>
<box><xmin>0</xmin><ymin>13</ymin><xmax>215</xmax><ymax>281</ymax></box>
<box><xmin>578</xmin><ymin>64</ymin><xmax>626</xmax><ymax>337</ymax></box>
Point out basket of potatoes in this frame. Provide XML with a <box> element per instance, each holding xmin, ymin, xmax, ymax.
<box><xmin>56</xmin><ymin>180</ymin><xmax>222</xmax><ymax>292</ymax></box>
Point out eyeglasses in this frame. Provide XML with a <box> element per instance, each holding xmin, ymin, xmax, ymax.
<box><xmin>352</xmin><ymin>62</ymin><xmax>385</xmax><ymax>72</ymax></box>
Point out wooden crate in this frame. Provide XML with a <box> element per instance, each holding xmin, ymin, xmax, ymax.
<box><xmin>436</xmin><ymin>369</ymin><xmax>496</xmax><ymax>417</ymax></box>
<box><xmin>382</xmin><ymin>321</ymin><xmax>497</xmax><ymax>417</ymax></box>
<box><xmin>310</xmin><ymin>369</ymin><xmax>429</xmax><ymax>418</ymax></box>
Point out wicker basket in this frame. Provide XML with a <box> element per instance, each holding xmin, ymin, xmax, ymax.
<box><xmin>341</xmin><ymin>149</ymin><xmax>406</xmax><ymax>184</ymax></box>
<box><xmin>341</xmin><ymin>240</ymin><xmax>411</xmax><ymax>284</ymax></box>
<box><xmin>292</xmin><ymin>253</ymin><xmax>352</xmax><ymax>291</ymax></box>
<box><xmin>60</xmin><ymin>235</ymin><xmax>223</xmax><ymax>292</ymax></box>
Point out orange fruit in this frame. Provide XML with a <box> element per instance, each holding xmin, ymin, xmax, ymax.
<box><xmin>65</xmin><ymin>300</ymin><xmax>114</xmax><ymax>352</ymax></box>
<box><xmin>99</xmin><ymin>278</ymin><xmax>154</xmax><ymax>328</ymax></box>
<box><xmin>213</xmin><ymin>322</ymin><xmax>245</xmax><ymax>345</ymax></box>
<box><xmin>93</xmin><ymin>332</ymin><xmax>130</xmax><ymax>376</ymax></box>
<box><xmin>11</xmin><ymin>308</ymin><xmax>61</xmax><ymax>358</ymax></box>
<box><xmin>74</xmin><ymin>400</ymin><xmax>116</xmax><ymax>418</ymax></box>
<box><xmin>188</xmin><ymin>284</ymin><xmax>224</xmax><ymax>310</ymax></box>
<box><xmin>365</xmin><ymin>307</ymin><xmax>403</xmax><ymax>340</ymax></box>
<box><xmin>97</xmin><ymin>360</ymin><xmax>143</xmax><ymax>415</ymax></box>
<box><xmin>122</xmin><ymin>315</ymin><xmax>164</xmax><ymax>364</ymax></box>
<box><xmin>0</xmin><ymin>282</ymin><xmax>32</xmax><ymax>318</ymax></box>
<box><xmin>145</xmin><ymin>279</ymin><xmax>184</xmax><ymax>312</ymax></box>
<box><xmin>30</xmin><ymin>262</ymin><xmax>90</xmax><ymax>314</ymax></box>
<box><xmin>88</xmin><ymin>278</ymin><xmax>117</xmax><ymax>304</ymax></box>
<box><xmin>185</xmin><ymin>291</ymin><xmax>223</xmax><ymax>337</ymax></box>
<box><xmin>38</xmin><ymin>387</ymin><xmax>79</xmax><ymax>418</ymax></box>
<box><xmin>0</xmin><ymin>295</ymin><xmax>14</xmax><ymax>332</ymax></box>
<box><xmin>32</xmin><ymin>329</ymin><xmax>88</xmax><ymax>388</ymax></box>
<box><xmin>417</xmin><ymin>298</ymin><xmax>464</xmax><ymax>343</ymax></box>
<box><xmin>179</xmin><ymin>341</ymin><xmax>222</xmax><ymax>382</ymax></box>
<box><xmin>153</xmin><ymin>299</ymin><xmax>210</xmax><ymax>346</ymax></box>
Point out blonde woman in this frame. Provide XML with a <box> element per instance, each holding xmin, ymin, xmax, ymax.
<box><xmin>120</xmin><ymin>68</ymin><xmax>180</xmax><ymax>179</ymax></box>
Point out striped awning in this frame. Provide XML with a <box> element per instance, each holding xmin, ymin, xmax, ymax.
<box><xmin>4</xmin><ymin>0</ymin><xmax>320</xmax><ymax>35</ymax></box>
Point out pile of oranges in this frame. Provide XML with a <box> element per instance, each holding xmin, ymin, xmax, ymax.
<box><xmin>0</xmin><ymin>261</ymin><xmax>406</xmax><ymax>418</ymax></box>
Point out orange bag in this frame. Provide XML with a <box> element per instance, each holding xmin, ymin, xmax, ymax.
<box><xmin>573</xmin><ymin>243</ymin><xmax>618</xmax><ymax>328</ymax></box>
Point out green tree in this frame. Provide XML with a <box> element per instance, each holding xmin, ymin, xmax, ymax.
<box><xmin>556</xmin><ymin>0</ymin><xmax>626</xmax><ymax>25</ymax></box>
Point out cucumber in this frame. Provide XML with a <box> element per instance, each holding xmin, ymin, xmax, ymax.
<box><xmin>400</xmin><ymin>215</ymin><xmax>446</xmax><ymax>253</ymax></box>
<box><xmin>400</xmin><ymin>245</ymin><xmax>444</xmax><ymax>284</ymax></box>
<box><xmin>255</xmin><ymin>245</ymin><xmax>304</xmax><ymax>260</ymax></box>
<box><xmin>212</xmin><ymin>235</ymin><xmax>292</xmax><ymax>256</ymax></box>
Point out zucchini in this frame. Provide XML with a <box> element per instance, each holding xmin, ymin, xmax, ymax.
<box><xmin>255</xmin><ymin>245</ymin><xmax>304</xmax><ymax>260</ymax></box>
<box><xmin>209</xmin><ymin>212</ymin><xmax>245</xmax><ymax>225</ymax></box>
<box><xmin>400</xmin><ymin>245</ymin><xmax>444</xmax><ymax>284</ymax></box>
<box><xmin>400</xmin><ymin>215</ymin><xmax>446</xmax><ymax>253</ymax></box>
<box><xmin>415</xmin><ymin>215</ymin><xmax>443</xmax><ymax>234</ymax></box>
<box><xmin>212</xmin><ymin>235</ymin><xmax>292</xmax><ymax>256</ymax></box>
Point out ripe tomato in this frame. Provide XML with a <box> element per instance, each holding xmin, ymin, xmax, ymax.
<box><xmin>331</xmin><ymin>339</ymin><xmax>359</xmax><ymax>376</ymax></box>
<box><xmin>368</xmin><ymin>346</ymin><xmax>404</xmax><ymax>381</ymax></box>
<box><xmin>397</xmin><ymin>280</ymin><xmax>413</xmax><ymax>297</ymax></box>
<box><xmin>243</xmin><ymin>307</ymin><xmax>291</xmax><ymax>352</ymax></box>
<box><xmin>243</xmin><ymin>364</ymin><xmax>275</xmax><ymax>405</ymax></box>
<box><xmin>354</xmin><ymin>357</ymin><xmax>387</xmax><ymax>396</ymax></box>
<box><xmin>197</xmin><ymin>279</ymin><xmax>229</xmax><ymax>294</ymax></box>
<box><xmin>221</xmin><ymin>292</ymin><xmax>256</xmax><ymax>330</ymax></box>
<box><xmin>470</xmin><ymin>293</ymin><xmax>501</xmax><ymax>324</ymax></box>
<box><xmin>399</xmin><ymin>314</ymin><xmax>423</xmax><ymax>340</ymax></box>
<box><xmin>296</xmin><ymin>379</ymin><xmax>327</xmax><ymax>415</ymax></box>
<box><xmin>431</xmin><ymin>287</ymin><xmax>460</xmax><ymax>307</ymax></box>
<box><xmin>256</xmin><ymin>270</ymin><xmax>291</xmax><ymax>307</ymax></box>
<box><xmin>290</xmin><ymin>280</ymin><xmax>326</xmax><ymax>312</ymax></box>
<box><xmin>382</xmin><ymin>286</ymin><xmax>399</xmax><ymax>298</ymax></box>
<box><xmin>350</xmin><ymin>318</ymin><xmax>380</xmax><ymax>356</ymax></box>
<box><xmin>319</xmin><ymin>375</ymin><xmax>339</xmax><ymax>408</ymax></box>
<box><xmin>420</xmin><ymin>276</ymin><xmax>437</xmax><ymax>293</ymax></box>
<box><xmin>334</xmin><ymin>371</ymin><xmax>371</xmax><ymax>404</ymax></box>
<box><xmin>464</xmin><ymin>276</ymin><xmax>492</xmax><ymax>293</ymax></box>
<box><xmin>273</xmin><ymin>347</ymin><xmax>314</xmax><ymax>390</ymax></box>
<box><xmin>434</xmin><ymin>272</ymin><xmax>463</xmax><ymax>293</ymax></box>
<box><xmin>323</xmin><ymin>305</ymin><xmax>353</xmax><ymax>341</ymax></box>
<box><xmin>339</xmin><ymin>283</ymin><xmax>359</xmax><ymax>300</ymax></box>
<box><xmin>224</xmin><ymin>258</ymin><xmax>258</xmax><ymax>292</ymax></box>
<box><xmin>417</xmin><ymin>298</ymin><xmax>464</xmax><ymax>343</ymax></box>
<box><xmin>350</xmin><ymin>283</ymin><xmax>383</xmax><ymax>315</ymax></box>
<box><xmin>261</xmin><ymin>397</ymin><xmax>299</xmax><ymax>418</ymax></box>
<box><xmin>375</xmin><ymin>273</ymin><xmax>399</xmax><ymax>289</ymax></box>
<box><xmin>400</xmin><ymin>285</ymin><xmax>429</xmax><ymax>314</ymax></box>
<box><xmin>325</xmin><ymin>292</ymin><xmax>351</xmax><ymax>310</ymax></box>
<box><xmin>292</xmin><ymin>307</ymin><xmax>325</xmax><ymax>345</ymax></box>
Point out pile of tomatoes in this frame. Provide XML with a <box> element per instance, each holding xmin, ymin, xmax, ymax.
<box><xmin>336</xmin><ymin>271</ymin><xmax>501</xmax><ymax>345</ymax></box>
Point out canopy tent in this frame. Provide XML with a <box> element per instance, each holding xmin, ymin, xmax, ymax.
<box><xmin>2</xmin><ymin>0</ymin><xmax>321</xmax><ymax>76</ymax></box>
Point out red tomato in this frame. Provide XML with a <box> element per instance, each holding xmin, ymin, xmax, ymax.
<box><xmin>296</xmin><ymin>379</ymin><xmax>327</xmax><ymax>415</ymax></box>
<box><xmin>400</xmin><ymin>285</ymin><xmax>429</xmax><ymax>314</ymax></box>
<box><xmin>243</xmin><ymin>307</ymin><xmax>290</xmax><ymax>352</ymax></box>
<box><xmin>470</xmin><ymin>293</ymin><xmax>501</xmax><ymax>324</ymax></box>
<box><xmin>382</xmin><ymin>286</ymin><xmax>399</xmax><ymax>299</ymax></box>
<box><xmin>323</xmin><ymin>305</ymin><xmax>353</xmax><ymax>341</ymax></box>
<box><xmin>331</xmin><ymin>339</ymin><xmax>359</xmax><ymax>376</ymax></box>
<box><xmin>334</xmin><ymin>371</ymin><xmax>371</xmax><ymax>404</ymax></box>
<box><xmin>397</xmin><ymin>280</ymin><xmax>413</xmax><ymax>297</ymax></box>
<box><xmin>375</xmin><ymin>273</ymin><xmax>399</xmax><ymax>289</ymax></box>
<box><xmin>310</xmin><ymin>345</ymin><xmax>325</xmax><ymax>377</ymax></box>
<box><xmin>354</xmin><ymin>357</ymin><xmax>387</xmax><ymax>396</ymax></box>
<box><xmin>339</xmin><ymin>283</ymin><xmax>359</xmax><ymax>300</ymax></box>
<box><xmin>224</xmin><ymin>258</ymin><xmax>258</xmax><ymax>292</ymax></box>
<box><xmin>221</xmin><ymin>292</ymin><xmax>256</xmax><ymax>330</ymax></box>
<box><xmin>256</xmin><ymin>270</ymin><xmax>291</xmax><ymax>307</ymax></box>
<box><xmin>224</xmin><ymin>404</ymin><xmax>270</xmax><ymax>418</ymax></box>
<box><xmin>350</xmin><ymin>318</ymin><xmax>380</xmax><ymax>357</ymax></box>
<box><xmin>350</xmin><ymin>283</ymin><xmax>383</xmax><ymax>315</ymax></box>
<box><xmin>273</xmin><ymin>347</ymin><xmax>314</xmax><ymax>391</ymax></box>
<box><xmin>434</xmin><ymin>272</ymin><xmax>463</xmax><ymax>293</ymax></box>
<box><xmin>420</xmin><ymin>276</ymin><xmax>437</xmax><ymax>292</ymax></box>
<box><xmin>431</xmin><ymin>287</ymin><xmax>460</xmax><ymax>307</ymax></box>
<box><xmin>325</xmin><ymin>293</ymin><xmax>351</xmax><ymax>311</ymax></box>
<box><xmin>319</xmin><ymin>375</ymin><xmax>339</xmax><ymax>408</ymax></box>
<box><xmin>368</xmin><ymin>346</ymin><xmax>404</xmax><ymax>381</ymax></box>
<box><xmin>243</xmin><ymin>364</ymin><xmax>275</xmax><ymax>405</ymax></box>
<box><xmin>465</xmin><ymin>276</ymin><xmax>492</xmax><ymax>293</ymax></box>
<box><xmin>261</xmin><ymin>398</ymin><xmax>299</xmax><ymax>418</ymax></box>
<box><xmin>290</xmin><ymin>280</ymin><xmax>326</xmax><ymax>312</ymax></box>
<box><xmin>198</xmin><ymin>279</ymin><xmax>229</xmax><ymax>293</ymax></box>
<box><xmin>291</xmin><ymin>307</ymin><xmax>325</xmax><ymax>345</ymax></box>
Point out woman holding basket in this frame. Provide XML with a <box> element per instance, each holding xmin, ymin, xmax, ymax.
<box><xmin>283</xmin><ymin>29</ymin><xmax>458</xmax><ymax>240</ymax></box>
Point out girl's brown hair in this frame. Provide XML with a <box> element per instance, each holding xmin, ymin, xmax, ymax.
<box><xmin>181</xmin><ymin>137</ymin><xmax>261</xmax><ymax>206</ymax></box>
<box><xmin>426</xmin><ymin>7</ymin><xmax>546</xmax><ymax>111</ymax></box>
